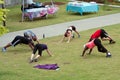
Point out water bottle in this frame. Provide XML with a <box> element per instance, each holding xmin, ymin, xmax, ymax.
<box><xmin>43</xmin><ymin>34</ymin><xmax>45</xmax><ymax>38</ymax></box>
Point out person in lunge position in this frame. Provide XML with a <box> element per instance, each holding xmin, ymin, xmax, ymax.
<box><xmin>81</xmin><ymin>38</ymin><xmax>111</xmax><ymax>57</ymax></box>
<box><xmin>2</xmin><ymin>35</ymin><xmax>34</xmax><ymax>52</ymax></box>
<box><xmin>89</xmin><ymin>29</ymin><xmax>115</xmax><ymax>44</ymax></box>
<box><xmin>29</xmin><ymin>43</ymin><xmax>52</xmax><ymax>63</ymax></box>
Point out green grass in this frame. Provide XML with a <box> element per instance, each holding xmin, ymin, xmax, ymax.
<box><xmin>6</xmin><ymin>1</ymin><xmax>120</xmax><ymax>32</ymax></box>
<box><xmin>0</xmin><ymin>23</ymin><xmax>120</xmax><ymax>80</ymax></box>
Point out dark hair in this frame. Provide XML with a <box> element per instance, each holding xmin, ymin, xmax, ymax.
<box><xmin>64</xmin><ymin>32</ymin><xmax>68</xmax><ymax>37</ymax></box>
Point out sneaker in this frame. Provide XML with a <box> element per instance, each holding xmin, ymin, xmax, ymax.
<box><xmin>109</xmin><ymin>40</ymin><xmax>116</xmax><ymax>44</ymax></box>
<box><xmin>34</xmin><ymin>59</ymin><xmax>38</xmax><ymax>62</ymax></box>
<box><xmin>106</xmin><ymin>55</ymin><xmax>111</xmax><ymax>58</ymax></box>
<box><xmin>78</xmin><ymin>35</ymin><xmax>80</xmax><ymax>38</ymax></box>
<box><xmin>29</xmin><ymin>60</ymin><xmax>34</xmax><ymax>63</ymax></box>
<box><xmin>72</xmin><ymin>35</ymin><xmax>75</xmax><ymax>38</ymax></box>
<box><xmin>2</xmin><ymin>47</ymin><xmax>6</xmax><ymax>52</ymax></box>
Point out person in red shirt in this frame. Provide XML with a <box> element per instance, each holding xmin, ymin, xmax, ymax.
<box><xmin>81</xmin><ymin>38</ymin><xmax>111</xmax><ymax>57</ymax></box>
<box><xmin>89</xmin><ymin>29</ymin><xmax>115</xmax><ymax>44</ymax></box>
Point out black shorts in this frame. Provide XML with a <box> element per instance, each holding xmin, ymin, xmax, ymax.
<box><xmin>11</xmin><ymin>36</ymin><xmax>31</xmax><ymax>46</ymax></box>
<box><xmin>71</xmin><ymin>26</ymin><xmax>76</xmax><ymax>31</ymax></box>
<box><xmin>100</xmin><ymin>29</ymin><xmax>108</xmax><ymax>38</ymax></box>
<box><xmin>94</xmin><ymin>39</ymin><xmax>107</xmax><ymax>53</ymax></box>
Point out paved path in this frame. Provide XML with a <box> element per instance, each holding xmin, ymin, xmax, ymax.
<box><xmin>0</xmin><ymin>13</ymin><xmax>120</xmax><ymax>47</ymax></box>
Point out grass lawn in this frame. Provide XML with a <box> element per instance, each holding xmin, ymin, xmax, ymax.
<box><xmin>0</xmin><ymin>23</ymin><xmax>120</xmax><ymax>80</ymax></box>
<box><xmin>6</xmin><ymin>0</ymin><xmax>120</xmax><ymax>32</ymax></box>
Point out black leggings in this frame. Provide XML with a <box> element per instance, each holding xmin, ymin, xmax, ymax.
<box><xmin>33</xmin><ymin>44</ymin><xmax>42</xmax><ymax>56</ymax></box>
<box><xmin>100</xmin><ymin>29</ymin><xmax>108</xmax><ymax>38</ymax></box>
<box><xmin>94</xmin><ymin>39</ymin><xmax>108</xmax><ymax>53</ymax></box>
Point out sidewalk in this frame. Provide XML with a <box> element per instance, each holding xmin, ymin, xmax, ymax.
<box><xmin>0</xmin><ymin>13</ymin><xmax>120</xmax><ymax>47</ymax></box>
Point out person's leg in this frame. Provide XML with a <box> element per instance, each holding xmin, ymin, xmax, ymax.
<box><xmin>2</xmin><ymin>36</ymin><xmax>20</xmax><ymax>52</ymax></box>
<box><xmin>29</xmin><ymin>44</ymin><xmax>38</xmax><ymax>63</ymax></box>
<box><xmin>74</xmin><ymin>30</ymin><xmax>80</xmax><ymax>38</ymax></box>
<box><xmin>66</xmin><ymin>30</ymin><xmax>72</xmax><ymax>43</ymax></box>
<box><xmin>97</xmin><ymin>45</ymin><xmax>111</xmax><ymax>57</ymax></box>
<box><xmin>100</xmin><ymin>29</ymin><xmax>115</xmax><ymax>44</ymax></box>
<box><xmin>30</xmin><ymin>54</ymin><xmax>35</xmax><ymax>62</ymax></box>
<box><xmin>34</xmin><ymin>44</ymin><xmax>42</xmax><ymax>62</ymax></box>
<box><xmin>71</xmin><ymin>26</ymin><xmax>80</xmax><ymax>38</ymax></box>
<box><xmin>2</xmin><ymin>43</ymin><xmax>12</xmax><ymax>52</ymax></box>
<box><xmin>34</xmin><ymin>55</ymin><xmax>40</xmax><ymax>62</ymax></box>
<box><xmin>94</xmin><ymin>39</ymin><xmax>111</xmax><ymax>57</ymax></box>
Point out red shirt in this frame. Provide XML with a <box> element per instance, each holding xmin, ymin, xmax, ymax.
<box><xmin>90</xmin><ymin>29</ymin><xmax>101</xmax><ymax>39</ymax></box>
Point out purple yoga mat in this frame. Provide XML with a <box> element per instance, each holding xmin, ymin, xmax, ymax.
<box><xmin>34</xmin><ymin>64</ymin><xmax>59</xmax><ymax>70</ymax></box>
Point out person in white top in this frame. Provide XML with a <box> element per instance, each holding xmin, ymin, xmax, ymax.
<box><xmin>60</xmin><ymin>25</ymin><xmax>80</xmax><ymax>43</ymax></box>
<box><xmin>62</xmin><ymin>27</ymin><xmax>73</xmax><ymax>43</ymax></box>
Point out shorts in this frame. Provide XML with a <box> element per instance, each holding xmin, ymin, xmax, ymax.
<box><xmin>100</xmin><ymin>29</ymin><xmax>108</xmax><ymax>38</ymax></box>
<box><xmin>71</xmin><ymin>26</ymin><xmax>76</xmax><ymax>31</ymax></box>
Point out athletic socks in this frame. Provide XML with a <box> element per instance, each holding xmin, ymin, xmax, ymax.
<box><xmin>106</xmin><ymin>52</ymin><xmax>111</xmax><ymax>57</ymax></box>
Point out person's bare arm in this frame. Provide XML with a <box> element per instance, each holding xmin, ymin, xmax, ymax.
<box><xmin>60</xmin><ymin>36</ymin><xmax>65</xmax><ymax>43</ymax></box>
<box><xmin>88</xmin><ymin>49</ymin><xmax>93</xmax><ymax>55</ymax></box>
<box><xmin>67</xmin><ymin>31</ymin><xmax>72</xmax><ymax>43</ymax></box>
<box><xmin>81</xmin><ymin>46</ymin><xmax>88</xmax><ymax>57</ymax></box>
<box><xmin>101</xmin><ymin>37</ymin><xmax>111</xmax><ymax>41</ymax></box>
<box><xmin>46</xmin><ymin>49</ymin><xmax>52</xmax><ymax>56</ymax></box>
<box><xmin>36</xmin><ymin>39</ymin><xmax>40</xmax><ymax>44</ymax></box>
<box><xmin>28</xmin><ymin>43</ymin><xmax>34</xmax><ymax>50</ymax></box>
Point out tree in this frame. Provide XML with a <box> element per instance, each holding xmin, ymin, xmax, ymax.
<box><xmin>0</xmin><ymin>0</ymin><xmax>9</xmax><ymax>36</ymax></box>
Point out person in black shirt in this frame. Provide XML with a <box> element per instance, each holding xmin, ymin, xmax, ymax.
<box><xmin>29</xmin><ymin>43</ymin><xmax>52</xmax><ymax>63</ymax></box>
<box><xmin>2</xmin><ymin>35</ymin><xmax>34</xmax><ymax>52</ymax></box>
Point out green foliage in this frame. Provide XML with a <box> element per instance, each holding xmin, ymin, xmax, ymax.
<box><xmin>0</xmin><ymin>0</ymin><xmax>3</xmax><ymax>4</ymax></box>
<box><xmin>0</xmin><ymin>25</ymin><xmax>9</xmax><ymax>36</ymax></box>
<box><xmin>0</xmin><ymin>0</ymin><xmax>9</xmax><ymax>36</ymax></box>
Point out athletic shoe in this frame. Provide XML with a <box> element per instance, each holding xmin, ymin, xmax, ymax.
<box><xmin>106</xmin><ymin>54</ymin><xmax>112</xmax><ymax>58</ymax></box>
<box><xmin>34</xmin><ymin>59</ymin><xmax>38</xmax><ymax>62</ymax></box>
<box><xmin>2</xmin><ymin>47</ymin><xmax>6</xmax><ymax>52</ymax></box>
<box><xmin>78</xmin><ymin>35</ymin><xmax>80</xmax><ymax>38</ymax></box>
<box><xmin>29</xmin><ymin>60</ymin><xmax>34</xmax><ymax>63</ymax></box>
<box><xmin>109</xmin><ymin>40</ymin><xmax>116</xmax><ymax>44</ymax></box>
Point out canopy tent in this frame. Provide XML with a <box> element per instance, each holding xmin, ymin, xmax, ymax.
<box><xmin>21</xmin><ymin>0</ymin><xmax>54</xmax><ymax>22</ymax></box>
